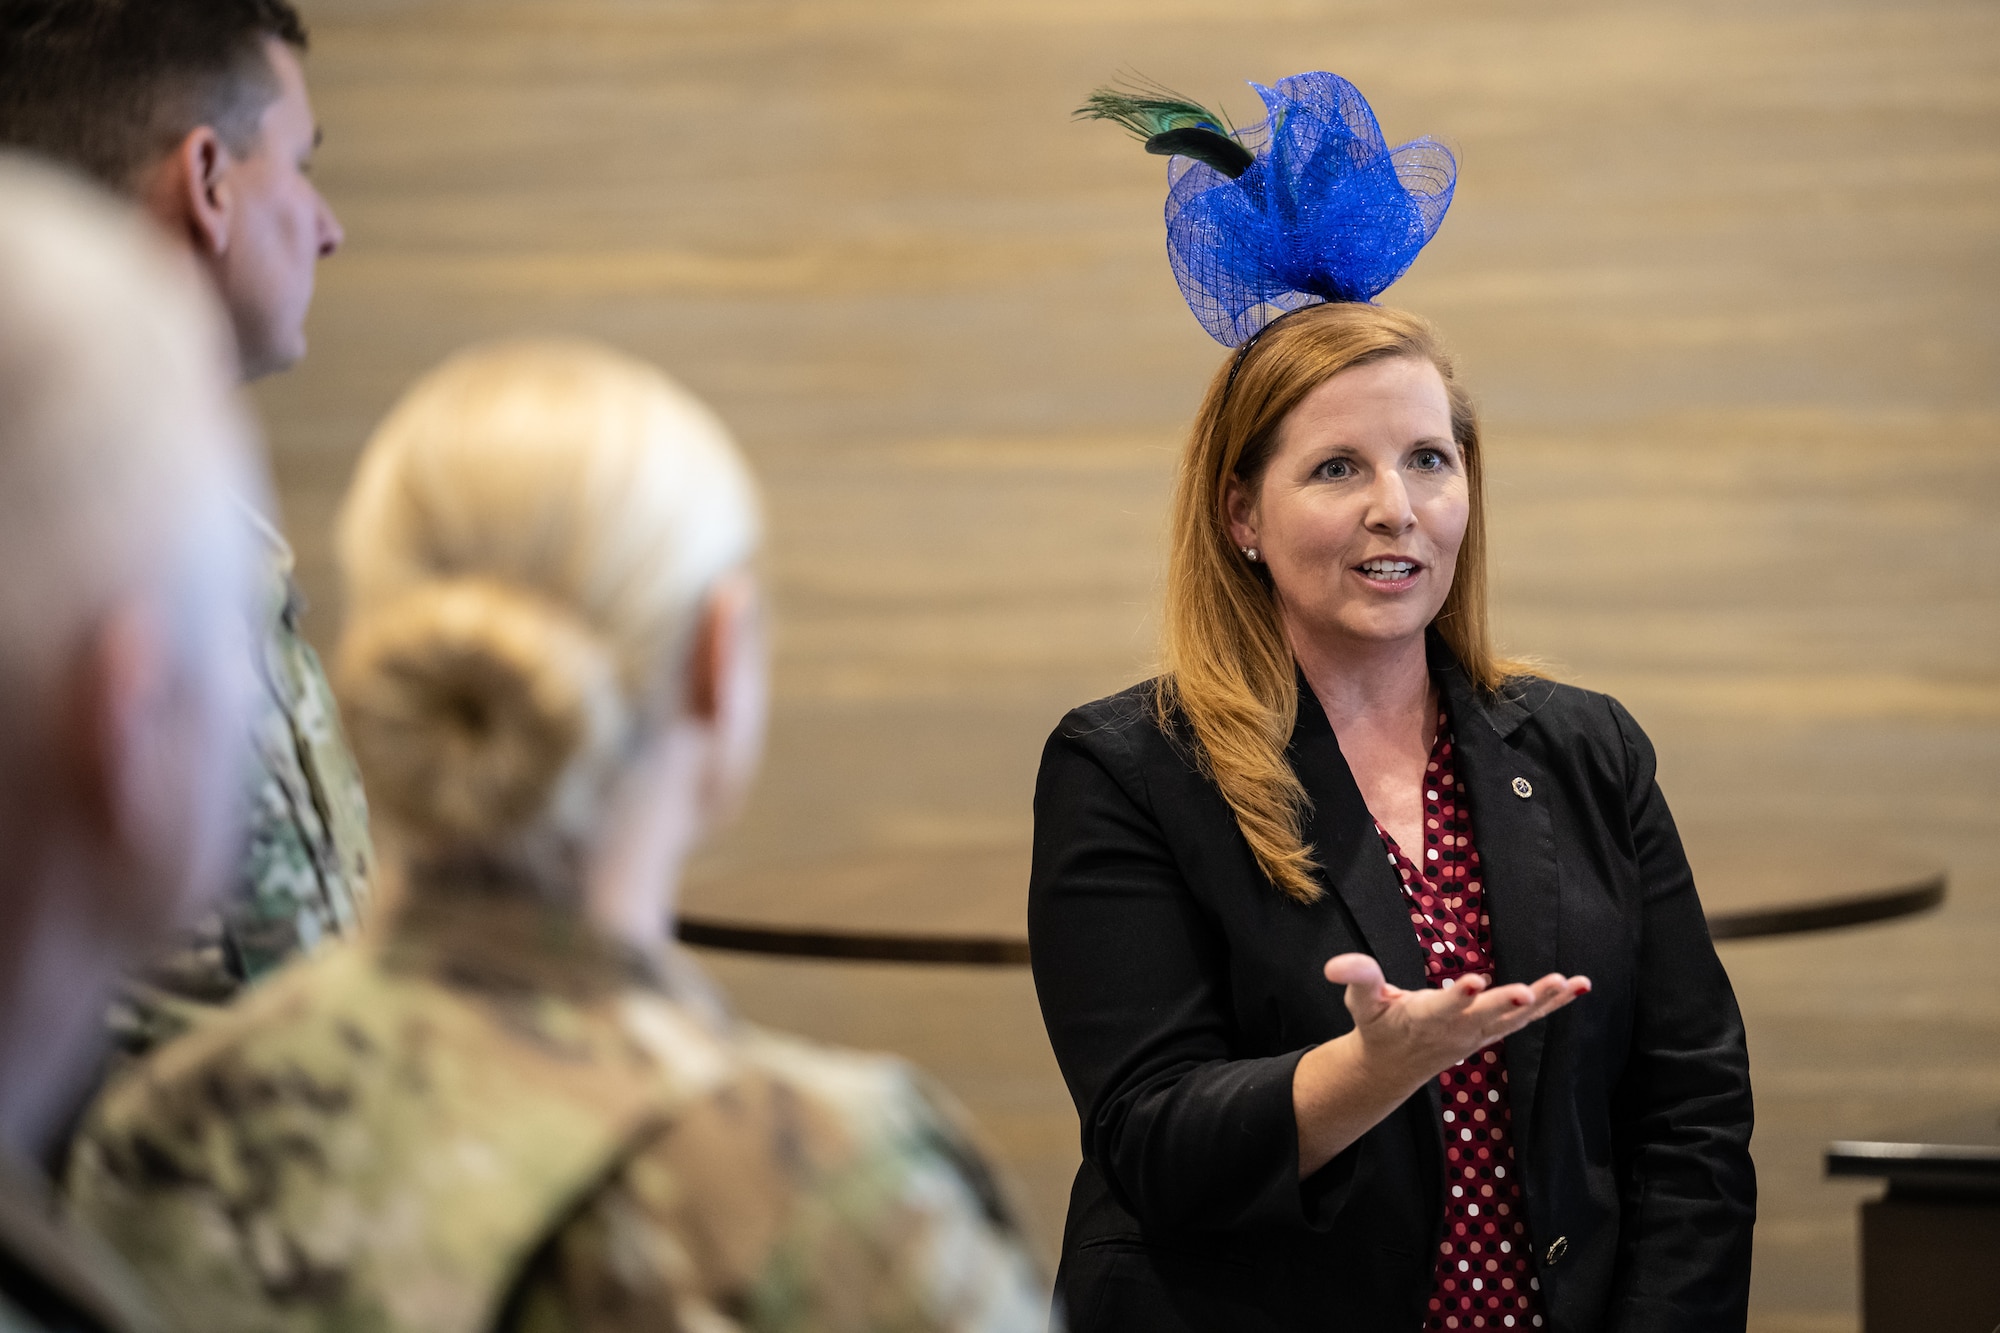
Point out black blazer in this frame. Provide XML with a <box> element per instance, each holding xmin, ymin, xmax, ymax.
<box><xmin>1028</xmin><ymin>646</ymin><xmax>1755</xmax><ymax>1333</ymax></box>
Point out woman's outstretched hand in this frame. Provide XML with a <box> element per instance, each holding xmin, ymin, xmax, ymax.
<box><xmin>1293</xmin><ymin>954</ymin><xmax>1590</xmax><ymax>1178</ymax></box>
<box><xmin>1323</xmin><ymin>952</ymin><xmax>1590</xmax><ymax>1089</ymax></box>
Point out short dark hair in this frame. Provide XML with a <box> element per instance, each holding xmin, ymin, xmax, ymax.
<box><xmin>0</xmin><ymin>0</ymin><xmax>308</xmax><ymax>190</ymax></box>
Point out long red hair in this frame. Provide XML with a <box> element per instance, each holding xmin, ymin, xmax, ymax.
<box><xmin>1157</xmin><ymin>302</ymin><xmax>1527</xmax><ymax>904</ymax></box>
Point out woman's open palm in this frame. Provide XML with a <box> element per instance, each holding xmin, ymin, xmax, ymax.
<box><xmin>1323</xmin><ymin>952</ymin><xmax>1591</xmax><ymax>1087</ymax></box>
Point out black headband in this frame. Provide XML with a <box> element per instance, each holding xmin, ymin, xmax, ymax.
<box><xmin>1218</xmin><ymin>301</ymin><xmax>1321</xmax><ymax>407</ymax></box>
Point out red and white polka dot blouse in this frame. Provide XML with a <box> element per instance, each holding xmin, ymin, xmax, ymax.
<box><xmin>1375</xmin><ymin>713</ymin><xmax>1546</xmax><ymax>1332</ymax></box>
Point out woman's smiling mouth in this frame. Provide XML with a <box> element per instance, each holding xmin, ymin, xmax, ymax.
<box><xmin>1355</xmin><ymin>557</ymin><xmax>1422</xmax><ymax>587</ymax></box>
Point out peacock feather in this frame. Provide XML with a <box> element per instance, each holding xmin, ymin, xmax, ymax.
<box><xmin>1075</xmin><ymin>82</ymin><xmax>1256</xmax><ymax>179</ymax></box>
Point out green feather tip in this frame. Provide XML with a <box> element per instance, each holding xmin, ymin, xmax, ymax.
<box><xmin>1075</xmin><ymin>81</ymin><xmax>1256</xmax><ymax>179</ymax></box>
<box><xmin>1074</xmin><ymin>84</ymin><xmax>1235</xmax><ymax>140</ymax></box>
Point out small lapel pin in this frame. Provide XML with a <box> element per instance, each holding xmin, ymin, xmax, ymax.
<box><xmin>1511</xmin><ymin>777</ymin><xmax>1533</xmax><ymax>799</ymax></box>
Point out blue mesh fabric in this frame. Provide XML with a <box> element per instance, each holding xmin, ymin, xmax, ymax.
<box><xmin>1163</xmin><ymin>72</ymin><xmax>1456</xmax><ymax>346</ymax></box>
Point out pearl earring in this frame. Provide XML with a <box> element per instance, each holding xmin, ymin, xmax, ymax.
<box><xmin>1241</xmin><ymin>546</ymin><xmax>1259</xmax><ymax>562</ymax></box>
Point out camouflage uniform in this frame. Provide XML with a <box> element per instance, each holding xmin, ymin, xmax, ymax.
<box><xmin>109</xmin><ymin>514</ymin><xmax>373</xmax><ymax>1053</ymax></box>
<box><xmin>0</xmin><ymin>1153</ymin><xmax>157</xmax><ymax>1333</ymax></box>
<box><xmin>66</xmin><ymin>880</ymin><xmax>1053</xmax><ymax>1333</ymax></box>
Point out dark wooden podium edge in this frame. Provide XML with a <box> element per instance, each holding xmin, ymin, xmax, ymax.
<box><xmin>1826</xmin><ymin>1139</ymin><xmax>2000</xmax><ymax>1181</ymax></box>
<box><xmin>675</xmin><ymin>915</ymin><xmax>1032</xmax><ymax>965</ymax></box>
<box><xmin>675</xmin><ymin>870</ymin><xmax>1948</xmax><ymax>964</ymax></box>
<box><xmin>1703</xmin><ymin>871</ymin><xmax>1947</xmax><ymax>941</ymax></box>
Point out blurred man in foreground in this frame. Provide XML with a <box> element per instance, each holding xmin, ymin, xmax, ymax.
<box><xmin>0</xmin><ymin>0</ymin><xmax>368</xmax><ymax>1052</ymax></box>
<box><xmin>0</xmin><ymin>155</ymin><xmax>261</xmax><ymax>1332</ymax></box>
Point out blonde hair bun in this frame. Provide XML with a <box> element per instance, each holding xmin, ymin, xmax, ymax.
<box><xmin>335</xmin><ymin>338</ymin><xmax>761</xmax><ymax>883</ymax></box>
<box><xmin>337</xmin><ymin>578</ymin><xmax>629</xmax><ymax>848</ymax></box>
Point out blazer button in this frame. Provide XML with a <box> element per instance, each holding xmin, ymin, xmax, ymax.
<box><xmin>1511</xmin><ymin>776</ymin><xmax>1533</xmax><ymax>799</ymax></box>
<box><xmin>1543</xmin><ymin>1236</ymin><xmax>1569</xmax><ymax>1266</ymax></box>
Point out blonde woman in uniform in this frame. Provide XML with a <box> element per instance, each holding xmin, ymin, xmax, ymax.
<box><xmin>70</xmin><ymin>340</ymin><xmax>1050</xmax><ymax>1333</ymax></box>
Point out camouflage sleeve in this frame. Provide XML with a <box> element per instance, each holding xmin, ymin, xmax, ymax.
<box><xmin>229</xmin><ymin>563</ymin><xmax>374</xmax><ymax>980</ymax></box>
<box><xmin>113</xmin><ymin>532</ymin><xmax>375</xmax><ymax>1054</ymax></box>
<box><xmin>500</xmin><ymin>1043</ymin><xmax>1052</xmax><ymax>1333</ymax></box>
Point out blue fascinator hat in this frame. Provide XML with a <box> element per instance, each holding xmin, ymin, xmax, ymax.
<box><xmin>1080</xmin><ymin>72</ymin><xmax>1456</xmax><ymax>347</ymax></box>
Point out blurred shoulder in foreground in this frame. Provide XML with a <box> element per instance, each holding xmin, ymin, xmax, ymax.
<box><xmin>71</xmin><ymin>883</ymin><xmax>1043</xmax><ymax>1332</ymax></box>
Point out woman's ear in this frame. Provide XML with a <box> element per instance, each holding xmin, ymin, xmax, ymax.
<box><xmin>681</xmin><ymin>569</ymin><xmax>768</xmax><ymax>827</ymax></box>
<box><xmin>1222</xmin><ymin>474</ymin><xmax>1260</xmax><ymax>553</ymax></box>
<box><xmin>683</xmin><ymin>570</ymin><xmax>756</xmax><ymax>724</ymax></box>
<box><xmin>142</xmin><ymin>127</ymin><xmax>234</xmax><ymax>259</ymax></box>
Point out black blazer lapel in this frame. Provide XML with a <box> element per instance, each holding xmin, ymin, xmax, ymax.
<box><xmin>1290</xmin><ymin>679</ymin><xmax>1431</xmax><ymax>992</ymax></box>
<box><xmin>1436</xmin><ymin>655</ymin><xmax>1562</xmax><ymax>1165</ymax></box>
